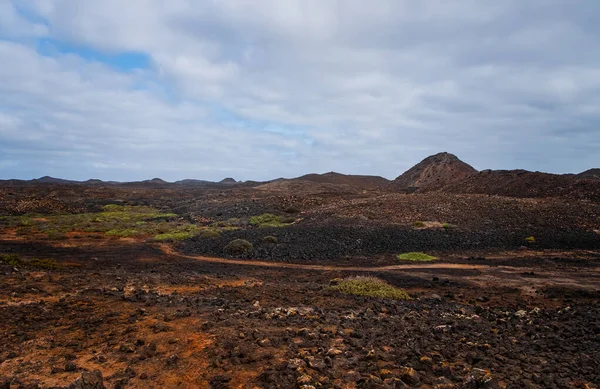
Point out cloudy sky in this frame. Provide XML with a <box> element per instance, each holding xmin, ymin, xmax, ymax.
<box><xmin>1</xmin><ymin>1</ymin><xmax>599</xmax><ymax>181</ymax></box>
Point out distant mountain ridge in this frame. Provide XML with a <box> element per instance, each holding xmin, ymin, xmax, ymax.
<box><xmin>295</xmin><ymin>172</ymin><xmax>390</xmax><ymax>190</ymax></box>
<box><xmin>0</xmin><ymin>153</ymin><xmax>598</xmax><ymax>201</ymax></box>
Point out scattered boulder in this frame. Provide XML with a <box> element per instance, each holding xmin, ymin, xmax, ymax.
<box><xmin>66</xmin><ymin>370</ymin><xmax>105</xmax><ymax>389</ymax></box>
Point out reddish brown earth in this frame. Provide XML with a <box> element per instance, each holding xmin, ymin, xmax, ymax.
<box><xmin>1</xmin><ymin>159</ymin><xmax>599</xmax><ymax>389</ymax></box>
<box><xmin>393</xmin><ymin>153</ymin><xmax>477</xmax><ymax>192</ymax></box>
<box><xmin>438</xmin><ymin>170</ymin><xmax>600</xmax><ymax>201</ymax></box>
<box><xmin>1</xmin><ymin>234</ymin><xmax>599</xmax><ymax>389</ymax></box>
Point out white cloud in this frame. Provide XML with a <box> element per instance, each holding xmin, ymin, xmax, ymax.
<box><xmin>1</xmin><ymin>0</ymin><xmax>600</xmax><ymax>180</ymax></box>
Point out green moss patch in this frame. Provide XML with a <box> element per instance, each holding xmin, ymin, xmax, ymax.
<box><xmin>249</xmin><ymin>214</ymin><xmax>295</xmax><ymax>228</ymax></box>
<box><xmin>397</xmin><ymin>252</ymin><xmax>438</xmax><ymax>262</ymax></box>
<box><xmin>330</xmin><ymin>277</ymin><xmax>411</xmax><ymax>300</ymax></box>
<box><xmin>1</xmin><ymin>254</ymin><xmax>61</xmax><ymax>269</ymax></box>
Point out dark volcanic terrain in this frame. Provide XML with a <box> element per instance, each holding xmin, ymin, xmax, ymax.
<box><xmin>0</xmin><ymin>153</ymin><xmax>599</xmax><ymax>389</ymax></box>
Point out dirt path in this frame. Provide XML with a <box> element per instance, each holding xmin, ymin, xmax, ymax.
<box><xmin>159</xmin><ymin>244</ymin><xmax>490</xmax><ymax>272</ymax></box>
<box><xmin>160</xmin><ymin>244</ymin><xmax>600</xmax><ymax>291</ymax></box>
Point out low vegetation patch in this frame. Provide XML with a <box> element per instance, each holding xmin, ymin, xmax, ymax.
<box><xmin>397</xmin><ymin>252</ymin><xmax>438</xmax><ymax>261</ymax></box>
<box><xmin>249</xmin><ymin>213</ymin><xmax>295</xmax><ymax>228</ymax></box>
<box><xmin>525</xmin><ymin>236</ymin><xmax>536</xmax><ymax>243</ymax></box>
<box><xmin>0</xmin><ymin>253</ymin><xmax>21</xmax><ymax>266</ymax></box>
<box><xmin>262</xmin><ymin>235</ymin><xmax>278</xmax><ymax>244</ymax></box>
<box><xmin>199</xmin><ymin>228</ymin><xmax>221</xmax><ymax>239</ymax></box>
<box><xmin>106</xmin><ymin>229</ymin><xmax>140</xmax><ymax>238</ymax></box>
<box><xmin>330</xmin><ymin>277</ymin><xmax>411</xmax><ymax>300</ymax></box>
<box><xmin>211</xmin><ymin>218</ymin><xmax>243</xmax><ymax>228</ymax></box>
<box><xmin>47</xmin><ymin>230</ymin><xmax>67</xmax><ymax>240</ymax></box>
<box><xmin>0</xmin><ymin>205</ymin><xmax>225</xmax><ymax>242</ymax></box>
<box><xmin>154</xmin><ymin>231</ymin><xmax>195</xmax><ymax>242</ymax></box>
<box><xmin>412</xmin><ymin>221</ymin><xmax>426</xmax><ymax>228</ymax></box>
<box><xmin>1</xmin><ymin>254</ymin><xmax>61</xmax><ymax>269</ymax></box>
<box><xmin>27</xmin><ymin>258</ymin><xmax>61</xmax><ymax>269</ymax></box>
<box><xmin>223</xmin><ymin>239</ymin><xmax>254</xmax><ymax>256</ymax></box>
<box><xmin>442</xmin><ymin>223</ymin><xmax>451</xmax><ymax>230</ymax></box>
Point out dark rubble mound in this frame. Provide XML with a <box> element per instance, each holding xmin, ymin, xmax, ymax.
<box><xmin>440</xmin><ymin>169</ymin><xmax>600</xmax><ymax>201</ymax></box>
<box><xmin>254</xmin><ymin>180</ymin><xmax>361</xmax><ymax>195</ymax></box>
<box><xmin>577</xmin><ymin>168</ymin><xmax>600</xmax><ymax>180</ymax></box>
<box><xmin>294</xmin><ymin>172</ymin><xmax>390</xmax><ymax>190</ymax></box>
<box><xmin>393</xmin><ymin>152</ymin><xmax>477</xmax><ymax>192</ymax></box>
<box><xmin>180</xmin><ymin>223</ymin><xmax>600</xmax><ymax>263</ymax></box>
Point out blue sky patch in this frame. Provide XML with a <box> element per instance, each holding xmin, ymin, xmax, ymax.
<box><xmin>37</xmin><ymin>38</ymin><xmax>150</xmax><ymax>72</ymax></box>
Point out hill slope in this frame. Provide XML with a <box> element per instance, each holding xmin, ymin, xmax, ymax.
<box><xmin>577</xmin><ymin>169</ymin><xmax>600</xmax><ymax>180</ymax></box>
<box><xmin>294</xmin><ymin>172</ymin><xmax>389</xmax><ymax>190</ymax></box>
<box><xmin>393</xmin><ymin>152</ymin><xmax>477</xmax><ymax>191</ymax></box>
<box><xmin>440</xmin><ymin>169</ymin><xmax>600</xmax><ymax>201</ymax></box>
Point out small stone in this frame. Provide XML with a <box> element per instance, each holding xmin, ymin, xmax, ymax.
<box><xmin>431</xmin><ymin>294</ymin><xmax>442</xmax><ymax>301</ymax></box>
<box><xmin>257</xmin><ymin>338</ymin><xmax>271</xmax><ymax>347</ymax></box>
<box><xmin>344</xmin><ymin>370</ymin><xmax>362</xmax><ymax>382</ymax></box>
<box><xmin>139</xmin><ymin>373</ymin><xmax>148</xmax><ymax>380</ymax></box>
<box><xmin>287</xmin><ymin>358</ymin><xmax>306</xmax><ymax>370</ymax></box>
<box><xmin>118</xmin><ymin>343</ymin><xmax>134</xmax><ymax>353</ymax></box>
<box><xmin>65</xmin><ymin>361</ymin><xmax>78</xmax><ymax>372</ymax></box>
<box><xmin>166</xmin><ymin>354</ymin><xmax>179</xmax><ymax>366</ymax></box>
<box><xmin>297</xmin><ymin>374</ymin><xmax>313</xmax><ymax>385</ymax></box>
<box><xmin>514</xmin><ymin>310</ymin><xmax>527</xmax><ymax>318</ymax></box>
<box><xmin>306</xmin><ymin>356</ymin><xmax>326</xmax><ymax>370</ymax></box>
<box><xmin>465</xmin><ymin>368</ymin><xmax>495</xmax><ymax>388</ymax></box>
<box><xmin>380</xmin><ymin>369</ymin><xmax>394</xmax><ymax>379</ymax></box>
<box><xmin>399</xmin><ymin>367</ymin><xmax>420</xmax><ymax>385</ymax></box>
<box><xmin>326</xmin><ymin>348</ymin><xmax>343</xmax><ymax>357</ymax></box>
<box><xmin>66</xmin><ymin>370</ymin><xmax>105</xmax><ymax>389</ymax></box>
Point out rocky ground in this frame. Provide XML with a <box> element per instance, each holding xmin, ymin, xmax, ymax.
<box><xmin>0</xmin><ymin>184</ymin><xmax>599</xmax><ymax>388</ymax></box>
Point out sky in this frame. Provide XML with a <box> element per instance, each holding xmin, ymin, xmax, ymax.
<box><xmin>0</xmin><ymin>0</ymin><xmax>599</xmax><ymax>182</ymax></box>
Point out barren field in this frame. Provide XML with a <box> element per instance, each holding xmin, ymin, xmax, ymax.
<box><xmin>0</xmin><ymin>183</ymin><xmax>599</xmax><ymax>389</ymax></box>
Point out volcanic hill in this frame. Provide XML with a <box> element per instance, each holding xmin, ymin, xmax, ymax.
<box><xmin>577</xmin><ymin>168</ymin><xmax>600</xmax><ymax>180</ymax></box>
<box><xmin>295</xmin><ymin>172</ymin><xmax>389</xmax><ymax>190</ymax></box>
<box><xmin>393</xmin><ymin>152</ymin><xmax>477</xmax><ymax>191</ymax></box>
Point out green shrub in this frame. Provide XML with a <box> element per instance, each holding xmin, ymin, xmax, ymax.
<box><xmin>199</xmin><ymin>229</ymin><xmax>221</xmax><ymax>239</ymax></box>
<box><xmin>525</xmin><ymin>236</ymin><xmax>536</xmax><ymax>243</ymax></box>
<box><xmin>47</xmin><ymin>231</ymin><xmax>67</xmax><ymax>240</ymax></box>
<box><xmin>330</xmin><ymin>277</ymin><xmax>411</xmax><ymax>300</ymax></box>
<box><xmin>223</xmin><ymin>239</ymin><xmax>254</xmax><ymax>256</ymax></box>
<box><xmin>0</xmin><ymin>254</ymin><xmax>21</xmax><ymax>266</ymax></box>
<box><xmin>442</xmin><ymin>223</ymin><xmax>450</xmax><ymax>230</ymax></box>
<box><xmin>397</xmin><ymin>252</ymin><xmax>438</xmax><ymax>261</ymax></box>
<box><xmin>154</xmin><ymin>232</ymin><xmax>195</xmax><ymax>241</ymax></box>
<box><xmin>28</xmin><ymin>258</ymin><xmax>61</xmax><ymax>269</ymax></box>
<box><xmin>0</xmin><ymin>254</ymin><xmax>61</xmax><ymax>269</ymax></box>
<box><xmin>106</xmin><ymin>229</ymin><xmax>139</xmax><ymax>237</ymax></box>
<box><xmin>413</xmin><ymin>221</ymin><xmax>426</xmax><ymax>228</ymax></box>
<box><xmin>0</xmin><ymin>205</ymin><xmax>184</xmax><ymax>238</ymax></box>
<box><xmin>262</xmin><ymin>235</ymin><xmax>278</xmax><ymax>244</ymax></box>
<box><xmin>249</xmin><ymin>214</ymin><xmax>294</xmax><ymax>228</ymax></box>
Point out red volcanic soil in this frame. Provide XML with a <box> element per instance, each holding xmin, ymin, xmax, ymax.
<box><xmin>577</xmin><ymin>168</ymin><xmax>600</xmax><ymax>180</ymax></box>
<box><xmin>288</xmin><ymin>172</ymin><xmax>390</xmax><ymax>190</ymax></box>
<box><xmin>439</xmin><ymin>169</ymin><xmax>600</xmax><ymax>201</ymax></box>
<box><xmin>393</xmin><ymin>152</ymin><xmax>477</xmax><ymax>192</ymax></box>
